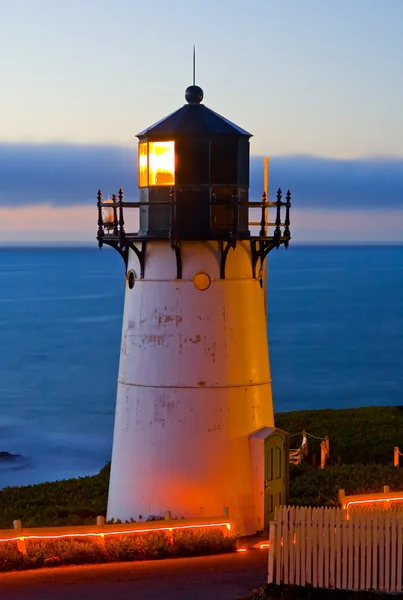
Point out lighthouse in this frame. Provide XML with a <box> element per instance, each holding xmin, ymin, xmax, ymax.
<box><xmin>97</xmin><ymin>84</ymin><xmax>291</xmax><ymax>535</ymax></box>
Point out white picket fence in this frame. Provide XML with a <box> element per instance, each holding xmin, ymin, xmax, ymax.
<box><xmin>268</xmin><ymin>506</ymin><xmax>403</xmax><ymax>592</ymax></box>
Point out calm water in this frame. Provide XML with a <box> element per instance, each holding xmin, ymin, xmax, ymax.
<box><xmin>0</xmin><ymin>245</ymin><xmax>402</xmax><ymax>488</ymax></box>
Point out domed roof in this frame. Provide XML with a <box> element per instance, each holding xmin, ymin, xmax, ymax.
<box><xmin>136</xmin><ymin>86</ymin><xmax>252</xmax><ymax>139</ymax></box>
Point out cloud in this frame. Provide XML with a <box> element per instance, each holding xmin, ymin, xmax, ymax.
<box><xmin>0</xmin><ymin>143</ymin><xmax>138</xmax><ymax>206</ymax></box>
<box><xmin>0</xmin><ymin>143</ymin><xmax>402</xmax><ymax>210</ymax></box>
<box><xmin>250</xmin><ymin>155</ymin><xmax>403</xmax><ymax>208</ymax></box>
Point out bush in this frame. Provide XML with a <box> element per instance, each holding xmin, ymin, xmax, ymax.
<box><xmin>289</xmin><ymin>463</ymin><xmax>403</xmax><ymax>507</ymax></box>
<box><xmin>2</xmin><ymin>406</ymin><xmax>403</xmax><ymax>531</ymax></box>
<box><xmin>0</xmin><ymin>529</ymin><xmax>237</xmax><ymax>572</ymax></box>
<box><xmin>275</xmin><ymin>406</ymin><xmax>403</xmax><ymax>465</ymax></box>
<box><xmin>0</xmin><ymin>464</ymin><xmax>110</xmax><ymax>529</ymax></box>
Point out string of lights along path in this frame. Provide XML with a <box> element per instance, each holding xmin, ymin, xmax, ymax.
<box><xmin>96</xmin><ymin>82</ymin><xmax>292</xmax><ymax>535</ymax></box>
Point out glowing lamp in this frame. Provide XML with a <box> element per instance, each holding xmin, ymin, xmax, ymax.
<box><xmin>102</xmin><ymin>197</ymin><xmax>115</xmax><ymax>231</ymax></box>
<box><xmin>138</xmin><ymin>141</ymin><xmax>175</xmax><ymax>187</ymax></box>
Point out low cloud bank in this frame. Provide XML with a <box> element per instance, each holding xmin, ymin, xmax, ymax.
<box><xmin>0</xmin><ymin>143</ymin><xmax>402</xmax><ymax>209</ymax></box>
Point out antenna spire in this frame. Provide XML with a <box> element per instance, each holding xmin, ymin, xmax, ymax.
<box><xmin>193</xmin><ymin>45</ymin><xmax>196</xmax><ymax>86</ymax></box>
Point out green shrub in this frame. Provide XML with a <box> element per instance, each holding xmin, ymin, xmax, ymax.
<box><xmin>290</xmin><ymin>463</ymin><xmax>403</xmax><ymax>507</ymax></box>
<box><xmin>0</xmin><ymin>529</ymin><xmax>237</xmax><ymax>572</ymax></box>
<box><xmin>2</xmin><ymin>406</ymin><xmax>403</xmax><ymax>531</ymax></box>
<box><xmin>0</xmin><ymin>464</ymin><xmax>110</xmax><ymax>529</ymax></box>
<box><xmin>275</xmin><ymin>406</ymin><xmax>403</xmax><ymax>465</ymax></box>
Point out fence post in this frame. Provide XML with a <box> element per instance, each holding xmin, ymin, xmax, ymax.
<box><xmin>96</xmin><ymin>515</ymin><xmax>105</xmax><ymax>547</ymax></box>
<box><xmin>321</xmin><ymin>440</ymin><xmax>327</xmax><ymax>469</ymax></box>
<box><xmin>339</xmin><ymin>489</ymin><xmax>346</xmax><ymax>509</ymax></box>
<box><xmin>13</xmin><ymin>520</ymin><xmax>27</xmax><ymax>555</ymax></box>
<box><xmin>325</xmin><ymin>436</ymin><xmax>330</xmax><ymax>459</ymax></box>
<box><xmin>302</xmin><ymin>430</ymin><xmax>308</xmax><ymax>457</ymax></box>
<box><xmin>384</xmin><ymin>486</ymin><xmax>390</xmax><ymax>494</ymax></box>
<box><xmin>222</xmin><ymin>507</ymin><xmax>231</xmax><ymax>536</ymax></box>
<box><xmin>267</xmin><ymin>521</ymin><xmax>276</xmax><ymax>583</ymax></box>
<box><xmin>163</xmin><ymin>511</ymin><xmax>174</xmax><ymax>546</ymax></box>
<box><xmin>394</xmin><ymin>447</ymin><xmax>399</xmax><ymax>467</ymax></box>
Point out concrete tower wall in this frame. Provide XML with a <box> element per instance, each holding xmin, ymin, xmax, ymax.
<box><xmin>107</xmin><ymin>240</ymin><xmax>274</xmax><ymax>534</ymax></box>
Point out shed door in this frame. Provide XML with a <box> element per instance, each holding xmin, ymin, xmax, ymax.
<box><xmin>264</xmin><ymin>434</ymin><xmax>287</xmax><ymax>529</ymax></box>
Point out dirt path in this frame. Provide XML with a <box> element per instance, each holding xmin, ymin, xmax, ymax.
<box><xmin>0</xmin><ymin>550</ymin><xmax>267</xmax><ymax>600</ymax></box>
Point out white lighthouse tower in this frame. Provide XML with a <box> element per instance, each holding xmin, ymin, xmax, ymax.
<box><xmin>97</xmin><ymin>84</ymin><xmax>291</xmax><ymax>535</ymax></box>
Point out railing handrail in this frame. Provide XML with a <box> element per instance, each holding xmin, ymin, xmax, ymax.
<box><xmin>0</xmin><ymin>514</ymin><xmax>233</xmax><ymax>543</ymax></box>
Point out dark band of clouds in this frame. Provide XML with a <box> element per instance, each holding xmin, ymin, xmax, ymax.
<box><xmin>0</xmin><ymin>143</ymin><xmax>402</xmax><ymax>209</ymax></box>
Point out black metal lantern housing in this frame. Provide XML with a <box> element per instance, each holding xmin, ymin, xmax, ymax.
<box><xmin>136</xmin><ymin>85</ymin><xmax>252</xmax><ymax>240</ymax></box>
<box><xmin>96</xmin><ymin>85</ymin><xmax>292</xmax><ymax>279</ymax></box>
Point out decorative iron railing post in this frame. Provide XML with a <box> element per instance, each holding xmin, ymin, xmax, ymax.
<box><xmin>112</xmin><ymin>193</ymin><xmax>119</xmax><ymax>236</ymax></box>
<box><xmin>169</xmin><ymin>187</ymin><xmax>176</xmax><ymax>248</ymax></box>
<box><xmin>274</xmin><ymin>188</ymin><xmax>282</xmax><ymax>246</ymax></box>
<box><xmin>260</xmin><ymin>191</ymin><xmax>267</xmax><ymax>237</ymax></box>
<box><xmin>118</xmin><ymin>188</ymin><xmax>125</xmax><ymax>245</ymax></box>
<box><xmin>97</xmin><ymin>189</ymin><xmax>104</xmax><ymax>248</ymax></box>
<box><xmin>284</xmin><ymin>190</ymin><xmax>291</xmax><ymax>248</ymax></box>
<box><xmin>230</xmin><ymin>188</ymin><xmax>238</xmax><ymax>248</ymax></box>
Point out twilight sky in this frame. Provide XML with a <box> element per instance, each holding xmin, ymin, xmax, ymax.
<box><xmin>1</xmin><ymin>0</ymin><xmax>402</xmax><ymax>241</ymax></box>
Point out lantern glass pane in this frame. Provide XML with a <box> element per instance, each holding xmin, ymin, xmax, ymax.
<box><xmin>138</xmin><ymin>142</ymin><xmax>148</xmax><ymax>188</ymax></box>
<box><xmin>148</xmin><ymin>141</ymin><xmax>175</xmax><ymax>186</ymax></box>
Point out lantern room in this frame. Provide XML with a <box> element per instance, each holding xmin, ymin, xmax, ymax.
<box><xmin>136</xmin><ymin>85</ymin><xmax>252</xmax><ymax>239</ymax></box>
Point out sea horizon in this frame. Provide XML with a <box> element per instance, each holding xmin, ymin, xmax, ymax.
<box><xmin>0</xmin><ymin>244</ymin><xmax>402</xmax><ymax>490</ymax></box>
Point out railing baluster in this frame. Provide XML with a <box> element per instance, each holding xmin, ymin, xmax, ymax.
<box><xmin>260</xmin><ymin>191</ymin><xmax>267</xmax><ymax>237</ymax></box>
<box><xmin>284</xmin><ymin>190</ymin><xmax>291</xmax><ymax>247</ymax></box>
<box><xmin>274</xmin><ymin>188</ymin><xmax>282</xmax><ymax>246</ymax></box>
<box><xmin>231</xmin><ymin>188</ymin><xmax>238</xmax><ymax>248</ymax></box>
<box><xmin>169</xmin><ymin>187</ymin><xmax>175</xmax><ymax>248</ymax></box>
<box><xmin>112</xmin><ymin>193</ymin><xmax>119</xmax><ymax>236</ymax></box>
<box><xmin>97</xmin><ymin>189</ymin><xmax>104</xmax><ymax>248</ymax></box>
<box><xmin>118</xmin><ymin>188</ymin><xmax>125</xmax><ymax>244</ymax></box>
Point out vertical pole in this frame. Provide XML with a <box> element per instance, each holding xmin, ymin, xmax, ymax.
<box><xmin>13</xmin><ymin>520</ymin><xmax>27</xmax><ymax>555</ymax></box>
<box><xmin>112</xmin><ymin>193</ymin><xmax>119</xmax><ymax>236</ymax></box>
<box><xmin>193</xmin><ymin>45</ymin><xmax>196</xmax><ymax>86</ymax></box>
<box><xmin>394</xmin><ymin>447</ymin><xmax>399</xmax><ymax>467</ymax></box>
<box><xmin>325</xmin><ymin>436</ymin><xmax>330</xmax><ymax>459</ymax></box>
<box><xmin>96</xmin><ymin>515</ymin><xmax>105</xmax><ymax>547</ymax></box>
<box><xmin>302</xmin><ymin>430</ymin><xmax>308</xmax><ymax>457</ymax></box>
<box><xmin>118</xmin><ymin>188</ymin><xmax>125</xmax><ymax>245</ymax></box>
<box><xmin>97</xmin><ymin>189</ymin><xmax>104</xmax><ymax>248</ymax></box>
<box><xmin>263</xmin><ymin>157</ymin><xmax>269</xmax><ymax>316</ymax></box>
<box><xmin>321</xmin><ymin>441</ymin><xmax>327</xmax><ymax>469</ymax></box>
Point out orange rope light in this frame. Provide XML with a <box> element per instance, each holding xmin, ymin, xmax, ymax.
<box><xmin>259</xmin><ymin>542</ymin><xmax>270</xmax><ymax>549</ymax></box>
<box><xmin>237</xmin><ymin>548</ymin><xmax>247</xmax><ymax>552</ymax></box>
<box><xmin>346</xmin><ymin>497</ymin><xmax>403</xmax><ymax>509</ymax></box>
<box><xmin>0</xmin><ymin>521</ymin><xmax>232</xmax><ymax>545</ymax></box>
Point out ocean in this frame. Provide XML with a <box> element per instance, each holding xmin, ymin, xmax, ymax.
<box><xmin>0</xmin><ymin>244</ymin><xmax>402</xmax><ymax>489</ymax></box>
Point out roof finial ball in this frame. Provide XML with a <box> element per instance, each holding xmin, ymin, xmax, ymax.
<box><xmin>185</xmin><ymin>85</ymin><xmax>204</xmax><ymax>104</ymax></box>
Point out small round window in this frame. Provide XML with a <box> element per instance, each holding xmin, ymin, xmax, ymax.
<box><xmin>192</xmin><ymin>272</ymin><xmax>211</xmax><ymax>291</ymax></box>
<box><xmin>127</xmin><ymin>270</ymin><xmax>135</xmax><ymax>289</ymax></box>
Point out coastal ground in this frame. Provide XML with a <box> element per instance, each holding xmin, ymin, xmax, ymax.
<box><xmin>2</xmin><ymin>406</ymin><xmax>403</xmax><ymax>530</ymax></box>
<box><xmin>0</xmin><ymin>550</ymin><xmax>267</xmax><ymax>600</ymax></box>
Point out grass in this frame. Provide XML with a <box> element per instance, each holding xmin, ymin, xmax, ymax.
<box><xmin>1</xmin><ymin>405</ymin><xmax>403</xmax><ymax>573</ymax></box>
<box><xmin>276</xmin><ymin>406</ymin><xmax>403</xmax><ymax>465</ymax></box>
<box><xmin>0</xmin><ymin>463</ymin><xmax>110</xmax><ymax>529</ymax></box>
<box><xmin>2</xmin><ymin>406</ymin><xmax>403</xmax><ymax>529</ymax></box>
